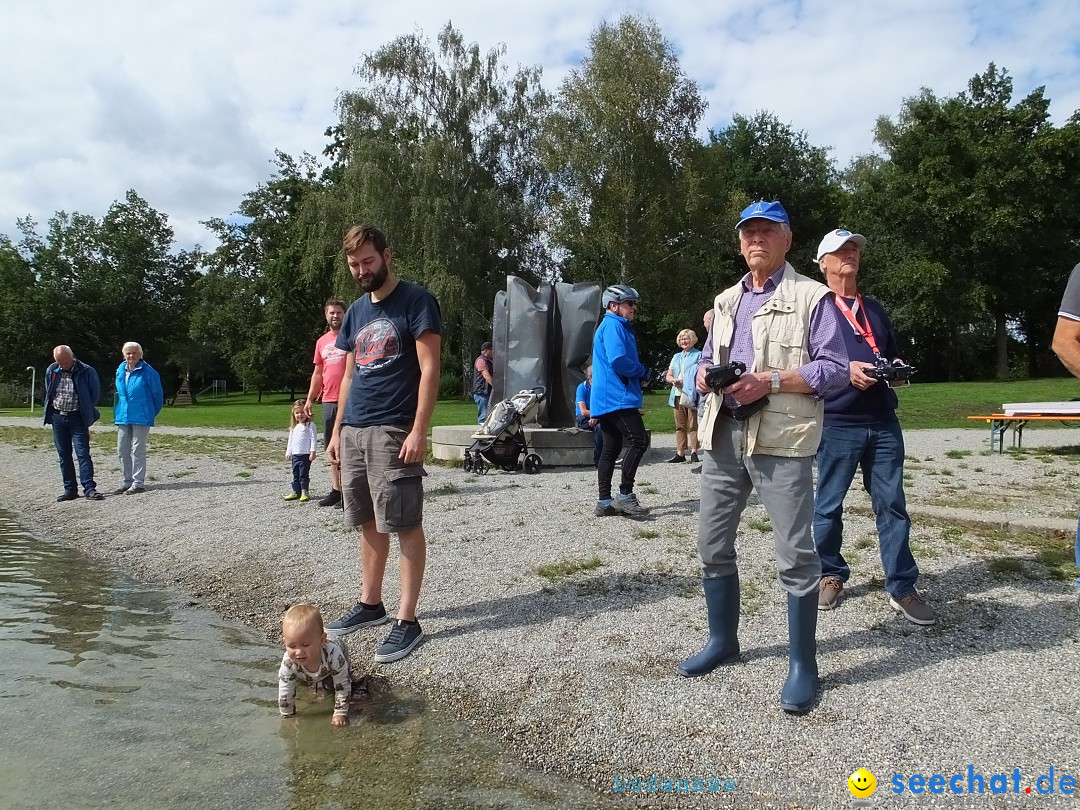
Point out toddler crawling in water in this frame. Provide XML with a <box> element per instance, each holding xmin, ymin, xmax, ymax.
<box><xmin>277</xmin><ymin>603</ymin><xmax>352</xmax><ymax>726</ymax></box>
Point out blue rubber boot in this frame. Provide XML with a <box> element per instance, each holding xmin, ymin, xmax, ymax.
<box><xmin>779</xmin><ymin>591</ymin><xmax>819</xmax><ymax>713</ymax></box>
<box><xmin>677</xmin><ymin>574</ymin><xmax>740</xmax><ymax>677</ymax></box>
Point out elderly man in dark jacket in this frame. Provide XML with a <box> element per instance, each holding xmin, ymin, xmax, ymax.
<box><xmin>43</xmin><ymin>345</ymin><xmax>103</xmax><ymax>501</ymax></box>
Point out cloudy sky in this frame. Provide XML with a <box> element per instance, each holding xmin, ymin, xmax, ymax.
<box><xmin>4</xmin><ymin>0</ymin><xmax>1079</xmax><ymax>250</ymax></box>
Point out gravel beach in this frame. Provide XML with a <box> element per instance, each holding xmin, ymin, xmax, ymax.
<box><xmin>1</xmin><ymin>416</ymin><xmax>1078</xmax><ymax>808</ymax></box>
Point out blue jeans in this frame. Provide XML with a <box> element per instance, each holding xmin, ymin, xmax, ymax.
<box><xmin>473</xmin><ymin>394</ymin><xmax>489</xmax><ymax>424</ymax></box>
<box><xmin>813</xmin><ymin>422</ymin><xmax>918</xmax><ymax>599</ymax></box>
<box><xmin>51</xmin><ymin>412</ymin><xmax>96</xmax><ymax>494</ymax></box>
<box><xmin>577</xmin><ymin>416</ymin><xmax>603</xmax><ymax>466</ymax></box>
<box><xmin>290</xmin><ymin>455</ymin><xmax>312</xmax><ymax>495</ymax></box>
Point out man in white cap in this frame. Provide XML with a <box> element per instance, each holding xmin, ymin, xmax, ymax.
<box><xmin>679</xmin><ymin>201</ymin><xmax>849</xmax><ymax>714</ymax></box>
<box><xmin>811</xmin><ymin>229</ymin><xmax>935</xmax><ymax>626</ymax></box>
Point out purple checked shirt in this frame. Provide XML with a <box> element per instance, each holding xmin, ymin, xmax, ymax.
<box><xmin>699</xmin><ymin>265</ymin><xmax>849</xmax><ymax>404</ymax></box>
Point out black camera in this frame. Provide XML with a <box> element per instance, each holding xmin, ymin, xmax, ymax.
<box><xmin>865</xmin><ymin>358</ymin><xmax>916</xmax><ymax>383</ymax></box>
<box><xmin>704</xmin><ymin>362</ymin><xmax>747</xmax><ymax>392</ymax></box>
<box><xmin>704</xmin><ymin>362</ymin><xmax>768</xmax><ymax>421</ymax></box>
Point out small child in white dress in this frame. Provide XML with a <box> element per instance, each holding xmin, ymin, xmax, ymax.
<box><xmin>278</xmin><ymin>603</ymin><xmax>352</xmax><ymax>726</ymax></box>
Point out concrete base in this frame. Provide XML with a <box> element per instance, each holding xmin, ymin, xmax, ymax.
<box><xmin>431</xmin><ymin>424</ymin><xmax>596</xmax><ymax>467</ymax></box>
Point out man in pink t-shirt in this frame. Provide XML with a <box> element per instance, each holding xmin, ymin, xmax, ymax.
<box><xmin>304</xmin><ymin>299</ymin><xmax>348</xmax><ymax>506</ymax></box>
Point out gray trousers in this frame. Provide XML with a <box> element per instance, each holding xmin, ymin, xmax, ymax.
<box><xmin>117</xmin><ymin>423</ymin><xmax>151</xmax><ymax>488</ymax></box>
<box><xmin>698</xmin><ymin>416</ymin><xmax>820</xmax><ymax>596</ymax></box>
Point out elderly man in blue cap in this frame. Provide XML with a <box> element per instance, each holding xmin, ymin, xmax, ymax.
<box><xmin>678</xmin><ymin>201</ymin><xmax>849</xmax><ymax>714</ymax></box>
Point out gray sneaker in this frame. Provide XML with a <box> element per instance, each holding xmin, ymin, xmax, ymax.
<box><xmin>374</xmin><ymin>619</ymin><xmax>424</xmax><ymax>663</ymax></box>
<box><xmin>889</xmin><ymin>591</ymin><xmax>936</xmax><ymax>625</ymax></box>
<box><xmin>325</xmin><ymin>601</ymin><xmax>390</xmax><ymax>636</ymax></box>
<box><xmin>594</xmin><ymin>501</ymin><xmax>624</xmax><ymax>517</ymax></box>
<box><xmin>818</xmin><ymin>577</ymin><xmax>844</xmax><ymax>610</ymax></box>
<box><xmin>615</xmin><ymin>493</ymin><xmax>648</xmax><ymax>517</ymax></box>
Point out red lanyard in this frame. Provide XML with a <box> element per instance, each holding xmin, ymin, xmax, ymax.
<box><xmin>833</xmin><ymin>295</ymin><xmax>882</xmax><ymax>358</ymax></box>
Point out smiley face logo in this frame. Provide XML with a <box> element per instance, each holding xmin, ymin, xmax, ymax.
<box><xmin>847</xmin><ymin>768</ymin><xmax>877</xmax><ymax>798</ymax></box>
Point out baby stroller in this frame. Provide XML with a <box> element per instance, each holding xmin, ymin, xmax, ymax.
<box><xmin>463</xmin><ymin>387</ymin><xmax>546</xmax><ymax>475</ymax></box>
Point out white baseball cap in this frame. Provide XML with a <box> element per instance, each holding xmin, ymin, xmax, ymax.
<box><xmin>816</xmin><ymin>229</ymin><xmax>867</xmax><ymax>261</ymax></box>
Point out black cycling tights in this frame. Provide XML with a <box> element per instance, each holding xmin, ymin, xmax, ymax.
<box><xmin>596</xmin><ymin>408</ymin><xmax>650</xmax><ymax>500</ymax></box>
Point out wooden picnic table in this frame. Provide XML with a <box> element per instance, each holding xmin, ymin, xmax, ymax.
<box><xmin>967</xmin><ymin>413</ymin><xmax>1080</xmax><ymax>453</ymax></box>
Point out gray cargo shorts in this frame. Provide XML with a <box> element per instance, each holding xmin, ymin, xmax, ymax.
<box><xmin>321</xmin><ymin>402</ymin><xmax>338</xmax><ymax>450</ymax></box>
<box><xmin>339</xmin><ymin>424</ymin><xmax>426</xmax><ymax>533</ymax></box>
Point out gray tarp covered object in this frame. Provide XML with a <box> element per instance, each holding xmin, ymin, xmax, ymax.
<box><xmin>489</xmin><ymin>277</ymin><xmax>601</xmax><ymax>428</ymax></box>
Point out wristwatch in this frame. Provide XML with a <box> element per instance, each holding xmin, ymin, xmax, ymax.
<box><xmin>770</xmin><ymin>371</ymin><xmax>781</xmax><ymax>394</ymax></box>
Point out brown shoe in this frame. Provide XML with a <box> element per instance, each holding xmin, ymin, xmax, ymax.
<box><xmin>889</xmin><ymin>591</ymin><xmax>936</xmax><ymax>625</ymax></box>
<box><xmin>818</xmin><ymin>577</ymin><xmax>844</xmax><ymax>610</ymax></box>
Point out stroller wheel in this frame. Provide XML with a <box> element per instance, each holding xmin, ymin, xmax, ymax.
<box><xmin>475</xmin><ymin>460</ymin><xmax>488</xmax><ymax>475</ymax></box>
<box><xmin>523</xmin><ymin>453</ymin><xmax>542</xmax><ymax>474</ymax></box>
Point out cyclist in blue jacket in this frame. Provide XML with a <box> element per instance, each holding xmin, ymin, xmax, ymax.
<box><xmin>591</xmin><ymin>284</ymin><xmax>651</xmax><ymax>518</ymax></box>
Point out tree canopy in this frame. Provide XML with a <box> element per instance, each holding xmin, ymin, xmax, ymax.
<box><xmin>4</xmin><ymin>23</ymin><xmax>1080</xmax><ymax>396</ymax></box>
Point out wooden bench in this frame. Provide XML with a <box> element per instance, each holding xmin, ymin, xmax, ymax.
<box><xmin>967</xmin><ymin>413</ymin><xmax>1080</xmax><ymax>453</ymax></box>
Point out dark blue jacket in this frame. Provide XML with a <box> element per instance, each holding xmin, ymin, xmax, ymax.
<box><xmin>43</xmin><ymin>358</ymin><xmax>101</xmax><ymax>427</ymax></box>
<box><xmin>591</xmin><ymin>312</ymin><xmax>647</xmax><ymax>417</ymax></box>
<box><xmin>114</xmin><ymin>360</ymin><xmax>164</xmax><ymax>426</ymax></box>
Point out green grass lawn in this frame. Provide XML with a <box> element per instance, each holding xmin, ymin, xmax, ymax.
<box><xmin>890</xmin><ymin>377</ymin><xmax>1080</xmax><ymax>430</ymax></box>
<box><xmin>4</xmin><ymin>377</ymin><xmax>1079</xmax><ymax>432</ymax></box>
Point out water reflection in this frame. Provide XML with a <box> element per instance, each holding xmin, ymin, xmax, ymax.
<box><xmin>0</xmin><ymin>511</ymin><xmax>286</xmax><ymax>810</ymax></box>
<box><xmin>0</xmin><ymin>512</ymin><xmax>618</xmax><ymax>810</ymax></box>
<box><xmin>278</xmin><ymin>686</ymin><xmax>617</xmax><ymax>810</ymax></box>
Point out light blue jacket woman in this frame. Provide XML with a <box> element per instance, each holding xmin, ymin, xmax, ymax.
<box><xmin>113</xmin><ymin>342</ymin><xmax>164</xmax><ymax>493</ymax></box>
<box><xmin>665</xmin><ymin>329</ymin><xmax>702</xmax><ymax>461</ymax></box>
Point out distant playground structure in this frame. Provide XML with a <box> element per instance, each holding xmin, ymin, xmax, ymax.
<box><xmin>171</xmin><ymin>377</ymin><xmax>227</xmax><ymax>406</ymax></box>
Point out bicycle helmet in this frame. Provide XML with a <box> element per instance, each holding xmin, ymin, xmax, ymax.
<box><xmin>602</xmin><ymin>284</ymin><xmax>640</xmax><ymax>309</ymax></box>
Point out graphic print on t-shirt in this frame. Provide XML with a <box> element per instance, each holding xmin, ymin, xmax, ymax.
<box><xmin>320</xmin><ymin>343</ymin><xmax>346</xmax><ymax>365</ymax></box>
<box><xmin>354</xmin><ymin>318</ymin><xmax>401</xmax><ymax>373</ymax></box>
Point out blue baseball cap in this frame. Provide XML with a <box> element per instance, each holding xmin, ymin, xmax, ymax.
<box><xmin>735</xmin><ymin>200</ymin><xmax>790</xmax><ymax>230</ymax></box>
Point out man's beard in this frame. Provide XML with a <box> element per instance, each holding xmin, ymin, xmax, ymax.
<box><xmin>359</xmin><ymin>259</ymin><xmax>389</xmax><ymax>292</ymax></box>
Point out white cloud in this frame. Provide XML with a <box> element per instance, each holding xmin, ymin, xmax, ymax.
<box><xmin>2</xmin><ymin>0</ymin><xmax>1078</xmax><ymax>250</ymax></box>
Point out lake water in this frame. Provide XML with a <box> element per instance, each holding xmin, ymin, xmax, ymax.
<box><xmin>0</xmin><ymin>510</ymin><xmax>618</xmax><ymax>810</ymax></box>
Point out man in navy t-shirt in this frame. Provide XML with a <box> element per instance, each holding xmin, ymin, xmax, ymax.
<box><xmin>811</xmin><ymin>229</ymin><xmax>935</xmax><ymax>626</ymax></box>
<box><xmin>326</xmin><ymin>224</ymin><xmax>442</xmax><ymax>663</ymax></box>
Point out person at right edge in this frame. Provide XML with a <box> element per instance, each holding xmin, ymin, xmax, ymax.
<box><xmin>677</xmin><ymin>201</ymin><xmax>848</xmax><ymax>715</ymax></box>
<box><xmin>1051</xmin><ymin>261</ymin><xmax>1080</xmax><ymax>617</ymax></box>
<box><xmin>812</xmin><ymin>229</ymin><xmax>936</xmax><ymax>625</ymax></box>
<box><xmin>591</xmin><ymin>284</ymin><xmax>651</xmax><ymax>518</ymax></box>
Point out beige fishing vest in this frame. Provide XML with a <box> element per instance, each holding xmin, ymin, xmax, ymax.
<box><xmin>698</xmin><ymin>263</ymin><xmax>830</xmax><ymax>457</ymax></box>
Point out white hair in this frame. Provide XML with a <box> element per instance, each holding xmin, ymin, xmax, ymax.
<box><xmin>122</xmin><ymin>341</ymin><xmax>144</xmax><ymax>357</ymax></box>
